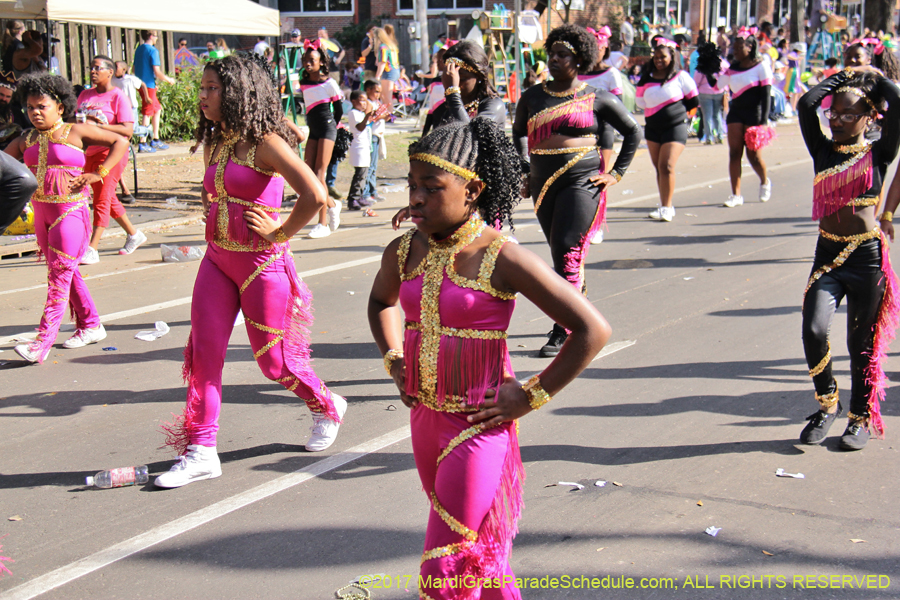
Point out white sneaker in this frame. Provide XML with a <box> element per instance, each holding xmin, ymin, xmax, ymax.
<box><xmin>119</xmin><ymin>230</ymin><xmax>147</xmax><ymax>255</ymax></box>
<box><xmin>327</xmin><ymin>202</ymin><xmax>342</xmax><ymax>232</ymax></box>
<box><xmin>589</xmin><ymin>229</ymin><xmax>604</xmax><ymax>244</ymax></box>
<box><xmin>305</xmin><ymin>393</ymin><xmax>347</xmax><ymax>452</ymax></box>
<box><xmin>759</xmin><ymin>178</ymin><xmax>772</xmax><ymax>202</ymax></box>
<box><xmin>62</xmin><ymin>324</ymin><xmax>107</xmax><ymax>349</ymax></box>
<box><xmin>80</xmin><ymin>246</ymin><xmax>100</xmax><ymax>265</ymax></box>
<box><xmin>648</xmin><ymin>206</ymin><xmax>675</xmax><ymax>222</ymax></box>
<box><xmin>308</xmin><ymin>223</ymin><xmax>332</xmax><ymax>239</ymax></box>
<box><xmin>154</xmin><ymin>445</ymin><xmax>222</xmax><ymax>488</ymax></box>
<box><xmin>14</xmin><ymin>342</ymin><xmax>49</xmax><ymax>364</ymax></box>
<box><xmin>724</xmin><ymin>195</ymin><xmax>744</xmax><ymax>208</ymax></box>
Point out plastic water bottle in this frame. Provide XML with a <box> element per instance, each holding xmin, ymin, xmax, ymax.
<box><xmin>85</xmin><ymin>466</ymin><xmax>149</xmax><ymax>488</ymax></box>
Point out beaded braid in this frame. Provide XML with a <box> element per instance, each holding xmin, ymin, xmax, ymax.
<box><xmin>409</xmin><ymin>118</ymin><xmax>521</xmax><ymax>229</ymax></box>
<box><xmin>841</xmin><ymin>71</ymin><xmax>887</xmax><ymax>114</ymax></box>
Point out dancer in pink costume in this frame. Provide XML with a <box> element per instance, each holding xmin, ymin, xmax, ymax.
<box><xmin>5</xmin><ymin>73</ymin><xmax>129</xmax><ymax>364</ymax></box>
<box><xmin>155</xmin><ymin>54</ymin><xmax>346</xmax><ymax>489</ymax></box>
<box><xmin>369</xmin><ymin>119</ymin><xmax>611</xmax><ymax>599</ymax></box>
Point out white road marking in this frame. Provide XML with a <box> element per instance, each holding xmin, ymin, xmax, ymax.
<box><xmin>0</xmin><ymin>426</ymin><xmax>412</xmax><ymax>600</ymax></box>
<box><xmin>0</xmin><ymin>255</ymin><xmax>384</xmax><ymax>345</ymax></box>
<box><xmin>591</xmin><ymin>339</ymin><xmax>637</xmax><ymax>361</ymax></box>
<box><xmin>0</xmin><ymin>263</ymin><xmax>182</xmax><ymax>297</ymax></box>
<box><xmin>607</xmin><ymin>158</ymin><xmax>810</xmax><ymax>208</ymax></box>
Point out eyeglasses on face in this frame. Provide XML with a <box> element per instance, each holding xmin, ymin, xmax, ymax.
<box><xmin>824</xmin><ymin>109</ymin><xmax>867</xmax><ymax>123</ymax></box>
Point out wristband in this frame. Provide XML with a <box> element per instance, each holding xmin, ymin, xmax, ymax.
<box><xmin>274</xmin><ymin>225</ymin><xmax>290</xmax><ymax>243</ymax></box>
<box><xmin>95</xmin><ymin>164</ymin><xmax>110</xmax><ymax>181</ymax></box>
<box><xmin>444</xmin><ymin>86</ymin><xmax>461</xmax><ymax>96</ymax></box>
<box><xmin>611</xmin><ymin>171</ymin><xmax>623</xmax><ymax>182</ymax></box>
<box><xmin>880</xmin><ymin>211</ymin><xmax>893</xmax><ymax>223</ymax></box>
<box><xmin>384</xmin><ymin>349</ymin><xmax>404</xmax><ymax>375</ymax></box>
<box><xmin>522</xmin><ymin>375</ymin><xmax>551</xmax><ymax>410</ymax></box>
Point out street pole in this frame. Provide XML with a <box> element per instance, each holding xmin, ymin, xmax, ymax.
<box><xmin>416</xmin><ymin>0</ymin><xmax>429</xmax><ymax>73</ymax></box>
<box><xmin>514</xmin><ymin>0</ymin><xmax>522</xmax><ymax>103</ymax></box>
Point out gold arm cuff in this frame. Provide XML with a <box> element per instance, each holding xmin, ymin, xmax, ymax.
<box><xmin>444</xmin><ymin>86</ymin><xmax>461</xmax><ymax>96</ymax></box>
<box><xmin>612</xmin><ymin>170</ymin><xmax>623</xmax><ymax>182</ymax></box>
<box><xmin>95</xmin><ymin>164</ymin><xmax>110</xmax><ymax>180</ymax></box>
<box><xmin>384</xmin><ymin>348</ymin><xmax>404</xmax><ymax>376</ymax></box>
<box><xmin>273</xmin><ymin>226</ymin><xmax>290</xmax><ymax>244</ymax></box>
<box><xmin>880</xmin><ymin>211</ymin><xmax>893</xmax><ymax>222</ymax></box>
<box><xmin>523</xmin><ymin>374</ymin><xmax>551</xmax><ymax>410</ymax></box>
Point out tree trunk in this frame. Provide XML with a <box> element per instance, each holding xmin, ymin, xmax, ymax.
<box><xmin>789</xmin><ymin>0</ymin><xmax>803</xmax><ymax>43</ymax></box>
<box><xmin>864</xmin><ymin>0</ymin><xmax>896</xmax><ymax>35</ymax></box>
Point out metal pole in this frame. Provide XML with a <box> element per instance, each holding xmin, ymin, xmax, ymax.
<box><xmin>514</xmin><ymin>0</ymin><xmax>522</xmax><ymax>102</ymax></box>
<box><xmin>416</xmin><ymin>0</ymin><xmax>429</xmax><ymax>73</ymax></box>
<box><xmin>726</xmin><ymin>0</ymin><xmax>731</xmax><ymax>29</ymax></box>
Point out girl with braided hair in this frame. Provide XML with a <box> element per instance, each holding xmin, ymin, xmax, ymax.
<box><xmin>154</xmin><ymin>54</ymin><xmax>346</xmax><ymax>489</ymax></box>
<box><xmin>6</xmin><ymin>73</ymin><xmax>129</xmax><ymax>363</ymax></box>
<box><xmin>797</xmin><ymin>67</ymin><xmax>900</xmax><ymax>451</ymax></box>
<box><xmin>369</xmin><ymin>118</ymin><xmax>610</xmax><ymax>599</ymax></box>
<box><xmin>512</xmin><ymin>24</ymin><xmax>641</xmax><ymax>357</ymax></box>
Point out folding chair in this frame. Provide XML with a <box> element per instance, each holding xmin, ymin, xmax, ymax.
<box><xmin>128</xmin><ymin>124</ymin><xmax>153</xmax><ymax>195</ymax></box>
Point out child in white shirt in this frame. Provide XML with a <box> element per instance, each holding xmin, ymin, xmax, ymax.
<box><xmin>346</xmin><ymin>90</ymin><xmax>374</xmax><ymax>210</ymax></box>
<box><xmin>362</xmin><ymin>79</ymin><xmax>389</xmax><ymax>202</ymax></box>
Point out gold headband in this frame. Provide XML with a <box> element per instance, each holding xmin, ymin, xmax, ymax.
<box><xmin>410</xmin><ymin>153</ymin><xmax>478</xmax><ymax>181</ymax></box>
<box><xmin>445</xmin><ymin>57</ymin><xmax>479</xmax><ymax>74</ymax></box>
<box><xmin>835</xmin><ymin>86</ymin><xmax>876</xmax><ymax>110</ymax></box>
<box><xmin>552</xmin><ymin>40</ymin><xmax>577</xmax><ymax>55</ymax></box>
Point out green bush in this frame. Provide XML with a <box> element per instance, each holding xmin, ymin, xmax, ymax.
<box><xmin>157</xmin><ymin>66</ymin><xmax>201</xmax><ymax>141</ymax></box>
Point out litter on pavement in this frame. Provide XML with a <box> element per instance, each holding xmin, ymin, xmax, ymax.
<box><xmin>775</xmin><ymin>468</ymin><xmax>805</xmax><ymax>479</ymax></box>
<box><xmin>135</xmin><ymin>321</ymin><xmax>170</xmax><ymax>341</ymax></box>
<box><xmin>705</xmin><ymin>526</ymin><xmax>721</xmax><ymax>537</ymax></box>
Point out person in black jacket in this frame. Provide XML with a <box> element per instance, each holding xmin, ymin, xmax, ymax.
<box><xmin>0</xmin><ymin>150</ymin><xmax>37</xmax><ymax>234</ymax></box>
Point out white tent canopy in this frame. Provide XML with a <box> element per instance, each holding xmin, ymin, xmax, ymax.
<box><xmin>0</xmin><ymin>0</ymin><xmax>280</xmax><ymax>36</ymax></box>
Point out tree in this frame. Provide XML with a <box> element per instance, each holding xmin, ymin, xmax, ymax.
<box><xmin>865</xmin><ymin>0</ymin><xmax>896</xmax><ymax>35</ymax></box>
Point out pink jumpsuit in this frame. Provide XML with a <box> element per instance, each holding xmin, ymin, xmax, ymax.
<box><xmin>398</xmin><ymin>216</ymin><xmax>524</xmax><ymax>600</ymax></box>
<box><xmin>164</xmin><ymin>138</ymin><xmax>341</xmax><ymax>454</ymax></box>
<box><xmin>23</xmin><ymin>123</ymin><xmax>100</xmax><ymax>362</ymax></box>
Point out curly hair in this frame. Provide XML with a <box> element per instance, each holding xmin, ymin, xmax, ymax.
<box><xmin>638</xmin><ymin>37</ymin><xmax>682</xmax><ymax>84</ymax></box>
<box><xmin>15</xmin><ymin>72</ymin><xmax>76</xmax><ymax>120</ymax></box>
<box><xmin>408</xmin><ymin>118</ymin><xmax>521</xmax><ymax>229</ymax></box>
<box><xmin>839</xmin><ymin>71</ymin><xmax>888</xmax><ymax>114</ymax></box>
<box><xmin>302</xmin><ymin>46</ymin><xmax>331</xmax><ymax>79</ymax></box>
<box><xmin>195</xmin><ymin>53</ymin><xmax>295</xmax><ymax>148</ymax></box>
<box><xmin>545</xmin><ymin>25</ymin><xmax>599</xmax><ymax>75</ymax></box>
<box><xmin>695</xmin><ymin>42</ymin><xmax>722</xmax><ymax>87</ymax></box>
<box><xmin>442</xmin><ymin>40</ymin><xmax>498</xmax><ymax>100</ymax></box>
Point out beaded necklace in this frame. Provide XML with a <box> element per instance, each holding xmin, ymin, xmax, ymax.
<box><xmin>542</xmin><ymin>81</ymin><xmax>587</xmax><ymax>98</ymax></box>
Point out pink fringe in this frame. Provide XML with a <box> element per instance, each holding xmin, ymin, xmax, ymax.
<box><xmin>436</xmin><ymin>337</ymin><xmax>509</xmax><ymax>409</ymax></box>
<box><xmin>812</xmin><ymin>153</ymin><xmax>873</xmax><ymax>220</ymax></box>
<box><xmin>744</xmin><ymin>125</ymin><xmax>776</xmax><ymax>151</ymax></box>
<box><xmin>562</xmin><ymin>189</ymin><xmax>607</xmax><ymax>291</ymax></box>
<box><xmin>527</xmin><ymin>109</ymin><xmax>594</xmax><ymax>149</ymax></box>
<box><xmin>0</xmin><ymin>535</ymin><xmax>13</xmax><ymax>578</ymax></box>
<box><xmin>205</xmin><ymin>200</ymin><xmax>275</xmax><ymax>251</ymax></box>
<box><xmin>160</xmin><ymin>334</ymin><xmax>199</xmax><ymax>456</ymax></box>
<box><xmin>282</xmin><ymin>259</ymin><xmax>340</xmax><ymax>422</ymax></box>
<box><xmin>455</xmin><ymin>423</ymin><xmax>525</xmax><ymax>598</ymax></box>
<box><xmin>864</xmin><ymin>231</ymin><xmax>900</xmax><ymax>438</ymax></box>
<box><xmin>204</xmin><ymin>202</ymin><xmax>217</xmax><ymax>243</ymax></box>
<box><xmin>404</xmin><ymin>329</ymin><xmax>422</xmax><ymax>398</ymax></box>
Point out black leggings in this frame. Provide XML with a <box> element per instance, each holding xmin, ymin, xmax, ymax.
<box><xmin>531</xmin><ymin>150</ymin><xmax>602</xmax><ymax>293</ymax></box>
<box><xmin>801</xmin><ymin>235</ymin><xmax>884</xmax><ymax>417</ymax></box>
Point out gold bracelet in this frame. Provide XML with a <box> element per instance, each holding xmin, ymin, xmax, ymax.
<box><xmin>611</xmin><ymin>170</ymin><xmax>623</xmax><ymax>182</ymax></box>
<box><xmin>444</xmin><ymin>86</ymin><xmax>461</xmax><ymax>96</ymax></box>
<box><xmin>522</xmin><ymin>374</ymin><xmax>551</xmax><ymax>410</ymax></box>
<box><xmin>95</xmin><ymin>165</ymin><xmax>110</xmax><ymax>180</ymax></box>
<box><xmin>880</xmin><ymin>211</ymin><xmax>893</xmax><ymax>223</ymax></box>
<box><xmin>273</xmin><ymin>225</ymin><xmax>290</xmax><ymax>243</ymax></box>
<box><xmin>383</xmin><ymin>349</ymin><xmax>404</xmax><ymax>375</ymax></box>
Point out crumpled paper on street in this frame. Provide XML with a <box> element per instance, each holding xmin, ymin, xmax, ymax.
<box><xmin>135</xmin><ymin>321</ymin><xmax>170</xmax><ymax>341</ymax></box>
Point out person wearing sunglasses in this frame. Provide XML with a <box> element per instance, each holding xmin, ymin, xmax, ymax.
<box><xmin>796</xmin><ymin>66</ymin><xmax>900</xmax><ymax>451</ymax></box>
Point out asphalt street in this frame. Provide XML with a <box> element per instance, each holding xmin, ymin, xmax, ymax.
<box><xmin>1</xmin><ymin>121</ymin><xmax>899</xmax><ymax>600</ymax></box>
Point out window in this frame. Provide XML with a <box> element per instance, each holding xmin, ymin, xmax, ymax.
<box><xmin>280</xmin><ymin>0</ymin><xmax>352</xmax><ymax>14</ymax></box>
<box><xmin>398</xmin><ymin>0</ymin><xmax>483</xmax><ymax>12</ymax></box>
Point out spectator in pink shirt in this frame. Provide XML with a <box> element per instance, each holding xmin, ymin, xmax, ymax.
<box><xmin>76</xmin><ymin>55</ymin><xmax>146</xmax><ymax>263</ymax></box>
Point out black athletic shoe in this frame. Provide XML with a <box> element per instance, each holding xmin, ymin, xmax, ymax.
<box><xmin>839</xmin><ymin>419</ymin><xmax>870</xmax><ymax>451</ymax></box>
<box><xmin>799</xmin><ymin>402</ymin><xmax>842</xmax><ymax>444</ymax></box>
<box><xmin>119</xmin><ymin>194</ymin><xmax>136</xmax><ymax>205</ymax></box>
<box><xmin>539</xmin><ymin>326</ymin><xmax>568</xmax><ymax>358</ymax></box>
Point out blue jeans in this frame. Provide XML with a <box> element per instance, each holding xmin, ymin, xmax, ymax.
<box><xmin>363</xmin><ymin>136</ymin><xmax>381</xmax><ymax>198</ymax></box>
<box><xmin>698</xmin><ymin>93</ymin><xmax>726</xmax><ymax>142</ymax></box>
<box><xmin>326</xmin><ymin>156</ymin><xmax>338</xmax><ymax>188</ymax></box>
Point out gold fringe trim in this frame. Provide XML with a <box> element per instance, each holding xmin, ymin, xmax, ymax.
<box><xmin>809</xmin><ymin>342</ymin><xmax>831</xmax><ymax>377</ymax></box>
<box><xmin>534</xmin><ymin>147</ymin><xmax>595</xmax><ymax>213</ymax></box>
